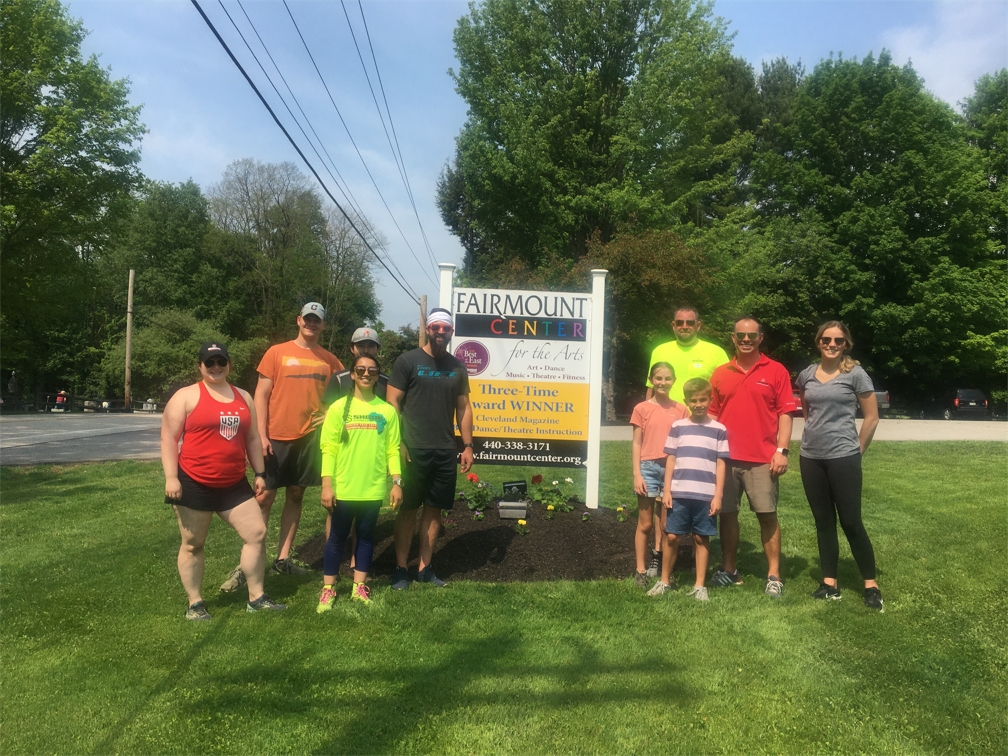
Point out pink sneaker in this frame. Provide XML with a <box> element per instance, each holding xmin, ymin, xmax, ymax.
<box><xmin>351</xmin><ymin>582</ymin><xmax>371</xmax><ymax>604</ymax></box>
<box><xmin>316</xmin><ymin>584</ymin><xmax>337</xmax><ymax>614</ymax></box>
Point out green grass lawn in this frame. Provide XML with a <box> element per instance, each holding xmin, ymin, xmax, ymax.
<box><xmin>2</xmin><ymin>442</ymin><xmax>1005</xmax><ymax>754</ymax></box>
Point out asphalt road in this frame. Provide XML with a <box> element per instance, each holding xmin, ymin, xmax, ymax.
<box><xmin>1</xmin><ymin>413</ymin><xmax>1004</xmax><ymax>467</ymax></box>
<box><xmin>0</xmin><ymin>413</ymin><xmax>162</xmax><ymax>466</ymax></box>
<box><xmin>602</xmin><ymin>417</ymin><xmax>1007</xmax><ymax>442</ymax></box>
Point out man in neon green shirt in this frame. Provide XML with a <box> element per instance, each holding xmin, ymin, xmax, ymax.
<box><xmin>647</xmin><ymin>306</ymin><xmax>730</xmax><ymax>406</ymax></box>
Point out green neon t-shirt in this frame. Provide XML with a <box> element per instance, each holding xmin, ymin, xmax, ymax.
<box><xmin>647</xmin><ymin>339</ymin><xmax>730</xmax><ymax>404</ymax></box>
<box><xmin>320</xmin><ymin>395</ymin><xmax>401</xmax><ymax>501</ymax></box>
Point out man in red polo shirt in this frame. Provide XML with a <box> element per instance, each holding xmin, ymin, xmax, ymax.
<box><xmin>708</xmin><ymin>316</ymin><xmax>797</xmax><ymax>598</ymax></box>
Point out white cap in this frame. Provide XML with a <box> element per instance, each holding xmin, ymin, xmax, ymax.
<box><xmin>351</xmin><ymin>327</ymin><xmax>381</xmax><ymax>346</ymax></box>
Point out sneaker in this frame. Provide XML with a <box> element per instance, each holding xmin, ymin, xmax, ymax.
<box><xmin>417</xmin><ymin>566</ymin><xmax>447</xmax><ymax>587</ymax></box>
<box><xmin>634</xmin><ymin>571</ymin><xmax>648</xmax><ymax>589</ymax></box>
<box><xmin>710</xmin><ymin>568</ymin><xmax>744</xmax><ymax>587</ymax></box>
<box><xmin>185</xmin><ymin>601</ymin><xmax>211</xmax><ymax>621</ymax></box>
<box><xmin>645</xmin><ymin>549</ymin><xmax>661</xmax><ymax>578</ymax></box>
<box><xmin>316</xmin><ymin>585</ymin><xmax>337</xmax><ymax>614</ymax></box>
<box><xmin>351</xmin><ymin>582</ymin><xmax>371</xmax><ymax>604</ymax></box>
<box><xmin>687</xmin><ymin>586</ymin><xmax>710</xmax><ymax>602</ymax></box>
<box><xmin>219</xmin><ymin>565</ymin><xmax>245</xmax><ymax>593</ymax></box>
<box><xmin>246</xmin><ymin>593</ymin><xmax>287</xmax><ymax>612</ymax></box>
<box><xmin>864</xmin><ymin>587</ymin><xmax>884</xmax><ymax>612</ymax></box>
<box><xmin>390</xmin><ymin>566</ymin><xmax>410</xmax><ymax>591</ymax></box>
<box><xmin>811</xmin><ymin>582</ymin><xmax>842</xmax><ymax>600</ymax></box>
<box><xmin>271</xmin><ymin>557</ymin><xmax>310</xmax><ymax>575</ymax></box>
<box><xmin>765</xmin><ymin>576</ymin><xmax>784</xmax><ymax>599</ymax></box>
<box><xmin>646</xmin><ymin>580</ymin><xmax>672</xmax><ymax>596</ymax></box>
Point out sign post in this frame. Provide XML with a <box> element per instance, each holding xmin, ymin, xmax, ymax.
<box><xmin>439</xmin><ymin>263</ymin><xmax>607</xmax><ymax>508</ymax></box>
<box><xmin>585</xmin><ymin>269</ymin><xmax>608</xmax><ymax>509</ymax></box>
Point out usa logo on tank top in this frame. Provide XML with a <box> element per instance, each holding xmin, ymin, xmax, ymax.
<box><xmin>219</xmin><ymin>413</ymin><xmax>241</xmax><ymax>441</ymax></box>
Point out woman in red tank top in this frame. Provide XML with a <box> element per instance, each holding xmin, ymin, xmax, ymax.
<box><xmin>161</xmin><ymin>343</ymin><xmax>286</xmax><ymax>620</ymax></box>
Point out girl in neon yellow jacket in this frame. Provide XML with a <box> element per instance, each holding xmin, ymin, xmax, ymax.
<box><xmin>317</xmin><ymin>354</ymin><xmax>401</xmax><ymax>610</ymax></box>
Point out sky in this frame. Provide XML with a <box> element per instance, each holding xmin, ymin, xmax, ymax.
<box><xmin>69</xmin><ymin>0</ymin><xmax>1008</xmax><ymax>329</ymax></box>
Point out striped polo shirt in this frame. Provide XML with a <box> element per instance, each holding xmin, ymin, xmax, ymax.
<box><xmin>663</xmin><ymin>417</ymin><xmax>730</xmax><ymax>503</ymax></box>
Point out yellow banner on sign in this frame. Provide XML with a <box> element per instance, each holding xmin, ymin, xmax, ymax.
<box><xmin>465</xmin><ymin>379</ymin><xmax>590</xmax><ymax>439</ymax></box>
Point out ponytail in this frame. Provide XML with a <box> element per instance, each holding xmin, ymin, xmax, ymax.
<box><xmin>339</xmin><ymin>394</ymin><xmax>352</xmax><ymax>444</ymax></box>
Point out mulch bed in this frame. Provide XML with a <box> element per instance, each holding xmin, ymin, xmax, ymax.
<box><xmin>297</xmin><ymin>501</ymin><xmax>695</xmax><ymax>583</ymax></box>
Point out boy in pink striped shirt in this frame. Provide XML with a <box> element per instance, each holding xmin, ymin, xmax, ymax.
<box><xmin>650</xmin><ymin>378</ymin><xmax>730</xmax><ymax>600</ymax></box>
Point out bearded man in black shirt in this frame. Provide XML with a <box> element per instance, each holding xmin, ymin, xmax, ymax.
<box><xmin>386</xmin><ymin>308</ymin><xmax>474</xmax><ymax>589</ymax></box>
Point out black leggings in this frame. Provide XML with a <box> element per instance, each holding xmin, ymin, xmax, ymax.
<box><xmin>324</xmin><ymin>500</ymin><xmax>382</xmax><ymax>577</ymax></box>
<box><xmin>799</xmin><ymin>453</ymin><xmax>876</xmax><ymax>581</ymax></box>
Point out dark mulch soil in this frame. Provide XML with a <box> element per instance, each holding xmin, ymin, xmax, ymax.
<box><xmin>297</xmin><ymin>502</ymin><xmax>695</xmax><ymax>583</ymax></box>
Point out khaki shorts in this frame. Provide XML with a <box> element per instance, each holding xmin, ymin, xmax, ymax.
<box><xmin>721</xmin><ymin>461</ymin><xmax>778</xmax><ymax>514</ymax></box>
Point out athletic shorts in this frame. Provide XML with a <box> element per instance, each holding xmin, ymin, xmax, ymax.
<box><xmin>638</xmin><ymin>459</ymin><xmax>666</xmax><ymax>499</ymax></box>
<box><xmin>264</xmin><ymin>428</ymin><xmax>322</xmax><ymax>490</ymax></box>
<box><xmin>402</xmin><ymin>447</ymin><xmax>457</xmax><ymax>511</ymax></box>
<box><xmin>665</xmin><ymin>498</ymin><xmax>718</xmax><ymax>536</ymax></box>
<box><xmin>167</xmin><ymin>468</ymin><xmax>254</xmax><ymax>512</ymax></box>
<box><xmin>721</xmin><ymin>461</ymin><xmax>778</xmax><ymax>514</ymax></box>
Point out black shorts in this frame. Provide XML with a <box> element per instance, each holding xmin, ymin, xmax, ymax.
<box><xmin>167</xmin><ymin>468</ymin><xmax>254</xmax><ymax>512</ymax></box>
<box><xmin>402</xmin><ymin>447</ymin><xmax>458</xmax><ymax>511</ymax></box>
<box><xmin>264</xmin><ymin>429</ymin><xmax>322</xmax><ymax>489</ymax></box>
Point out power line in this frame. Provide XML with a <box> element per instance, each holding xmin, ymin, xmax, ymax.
<box><xmin>353</xmin><ymin>0</ymin><xmax>439</xmax><ymax>272</ymax></box>
<box><xmin>282</xmin><ymin>0</ymin><xmax>439</xmax><ymax>286</ymax></box>
<box><xmin>190</xmin><ymin>0</ymin><xmax>420</xmax><ymax>305</ymax></box>
<box><xmin>227</xmin><ymin>0</ymin><xmax>416</xmax><ymax>292</ymax></box>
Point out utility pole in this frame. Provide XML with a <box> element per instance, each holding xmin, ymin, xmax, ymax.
<box><xmin>418</xmin><ymin>294</ymin><xmax>428</xmax><ymax>348</ymax></box>
<box><xmin>124</xmin><ymin>269</ymin><xmax>134</xmax><ymax>410</ymax></box>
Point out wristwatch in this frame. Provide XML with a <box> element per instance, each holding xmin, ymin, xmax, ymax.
<box><xmin>463</xmin><ymin>442</ymin><xmax>474</xmax><ymax>449</ymax></box>
<box><xmin>254</xmin><ymin>472</ymin><xmax>266</xmax><ymax>479</ymax></box>
<box><xmin>776</xmin><ymin>447</ymin><xmax>789</xmax><ymax>457</ymax></box>
<box><xmin>392</xmin><ymin>477</ymin><xmax>403</xmax><ymax>487</ymax></box>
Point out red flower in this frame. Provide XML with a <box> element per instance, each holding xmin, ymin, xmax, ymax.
<box><xmin>467</xmin><ymin>473</ymin><xmax>479</xmax><ymax>483</ymax></box>
<box><xmin>531</xmin><ymin>474</ymin><xmax>543</xmax><ymax>484</ymax></box>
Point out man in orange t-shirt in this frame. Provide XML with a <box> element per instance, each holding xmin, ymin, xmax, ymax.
<box><xmin>221</xmin><ymin>302</ymin><xmax>342</xmax><ymax>590</ymax></box>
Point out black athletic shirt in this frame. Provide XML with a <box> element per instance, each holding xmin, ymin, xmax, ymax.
<box><xmin>322</xmin><ymin>370</ymin><xmax>388</xmax><ymax>406</ymax></box>
<box><xmin>389</xmin><ymin>348</ymin><xmax>469</xmax><ymax>451</ymax></box>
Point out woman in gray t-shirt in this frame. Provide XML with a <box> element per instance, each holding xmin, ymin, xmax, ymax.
<box><xmin>795</xmin><ymin>321</ymin><xmax>883</xmax><ymax>611</ymax></box>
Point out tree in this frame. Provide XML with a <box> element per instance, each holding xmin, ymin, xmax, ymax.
<box><xmin>98</xmin><ymin>309</ymin><xmax>266</xmax><ymax>400</ymax></box>
<box><xmin>438</xmin><ymin>0</ymin><xmax>751</xmax><ymax>281</ymax></box>
<box><xmin>1</xmin><ymin>0</ymin><xmax>145</xmax><ymax>390</ymax></box>
<box><xmin>207</xmin><ymin>159</ymin><xmax>379</xmax><ymax>346</ymax></box>
<box><xmin>587</xmin><ymin>229</ymin><xmax>722</xmax><ymax>418</ymax></box>
<box><xmin>745</xmin><ymin>53</ymin><xmax>1006</xmax><ymax>397</ymax></box>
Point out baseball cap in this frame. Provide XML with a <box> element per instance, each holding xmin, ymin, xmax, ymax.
<box><xmin>300</xmin><ymin>302</ymin><xmax>326</xmax><ymax>320</ymax></box>
<box><xmin>199</xmin><ymin>342</ymin><xmax>230</xmax><ymax>362</ymax></box>
<box><xmin>351</xmin><ymin>327</ymin><xmax>381</xmax><ymax>346</ymax></box>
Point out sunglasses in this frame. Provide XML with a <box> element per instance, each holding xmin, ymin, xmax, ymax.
<box><xmin>203</xmin><ymin>357</ymin><xmax>228</xmax><ymax>368</ymax></box>
<box><xmin>428</xmin><ymin>325</ymin><xmax>453</xmax><ymax>334</ymax></box>
<box><xmin>820</xmin><ymin>336</ymin><xmax>847</xmax><ymax>347</ymax></box>
<box><xmin>733</xmin><ymin>332</ymin><xmax>760</xmax><ymax>342</ymax></box>
<box><xmin>353</xmin><ymin>366</ymin><xmax>380</xmax><ymax>377</ymax></box>
<box><xmin>674</xmin><ymin>319</ymin><xmax>697</xmax><ymax>327</ymax></box>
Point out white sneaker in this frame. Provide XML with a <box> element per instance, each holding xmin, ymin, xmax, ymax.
<box><xmin>646</xmin><ymin>580</ymin><xmax>672</xmax><ymax>596</ymax></box>
<box><xmin>219</xmin><ymin>565</ymin><xmax>245</xmax><ymax>593</ymax></box>
<box><xmin>687</xmin><ymin>586</ymin><xmax>709</xmax><ymax>601</ymax></box>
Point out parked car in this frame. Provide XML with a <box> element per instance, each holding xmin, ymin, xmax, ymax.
<box><xmin>936</xmin><ymin>388</ymin><xmax>990</xmax><ymax>420</ymax></box>
<box><xmin>856</xmin><ymin>376</ymin><xmax>889</xmax><ymax>419</ymax></box>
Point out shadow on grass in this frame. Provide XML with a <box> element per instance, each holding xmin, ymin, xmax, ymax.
<box><xmin>90</xmin><ymin>615</ymin><xmax>231</xmax><ymax>755</ymax></box>
<box><xmin>708</xmin><ymin>538</ymin><xmax>809</xmax><ymax>582</ymax></box>
<box><xmin>190</xmin><ymin>631</ymin><xmax>693</xmax><ymax>754</ymax></box>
